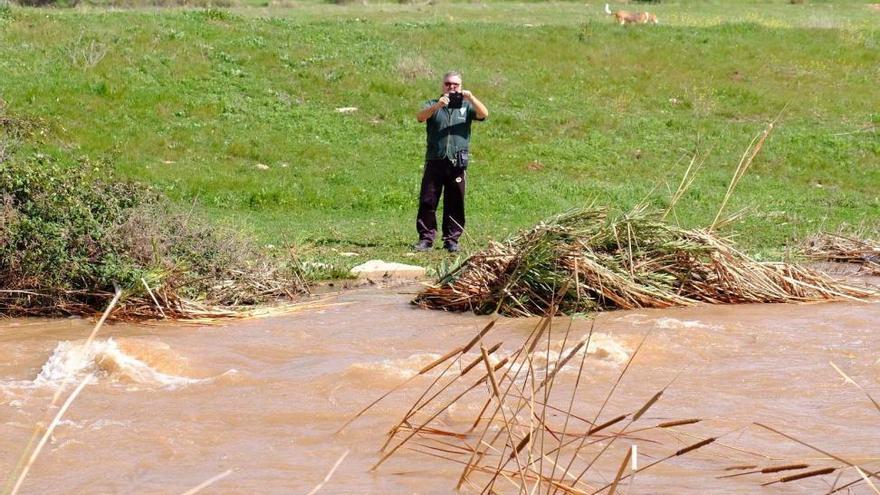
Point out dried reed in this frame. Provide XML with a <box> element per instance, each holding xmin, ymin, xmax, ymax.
<box><xmin>413</xmin><ymin>206</ymin><xmax>876</xmax><ymax>316</ymax></box>
<box><xmin>752</xmin><ymin>420</ymin><xmax>880</xmax><ymax>493</ymax></box>
<box><xmin>179</xmin><ymin>469</ymin><xmax>234</xmax><ymax>495</ymax></box>
<box><xmin>0</xmin><ymin>250</ymin><xmax>309</xmax><ymax>321</ymax></box>
<box><xmin>717</xmin><ymin>462</ymin><xmax>809</xmax><ymax>479</ymax></box>
<box><xmin>0</xmin><ymin>285</ymin><xmax>303</xmax><ymax>321</ymax></box>
<box><xmin>336</xmin><ymin>320</ymin><xmax>495</xmax><ymax>435</ymax></box>
<box><xmin>369</xmin><ymin>313</ymin><xmax>718</xmax><ymax>493</ymax></box>
<box><xmin>710</xmin><ymin>122</ymin><xmax>774</xmax><ymax>231</ymax></box>
<box><xmin>800</xmin><ymin>231</ymin><xmax>880</xmax><ymax>275</ymax></box>
<box><xmin>830</xmin><ymin>361</ymin><xmax>880</xmax><ymax>414</ymax></box>
<box><xmin>723</xmin><ymin>362</ymin><xmax>880</xmax><ymax>493</ymax></box>
<box><xmin>305</xmin><ymin>451</ymin><xmax>349</xmax><ymax>495</ymax></box>
<box><xmin>6</xmin><ymin>373</ymin><xmax>94</xmax><ymax>495</ymax></box>
<box><xmin>662</xmin><ymin>151</ymin><xmax>707</xmax><ymax>223</ymax></box>
<box><xmin>761</xmin><ymin>467</ymin><xmax>836</xmax><ymax>486</ymax></box>
<box><xmin>4</xmin><ymin>290</ymin><xmax>120</xmax><ymax>495</ymax></box>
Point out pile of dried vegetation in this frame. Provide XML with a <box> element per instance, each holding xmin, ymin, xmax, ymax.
<box><xmin>800</xmin><ymin>231</ymin><xmax>880</xmax><ymax>276</ymax></box>
<box><xmin>0</xmin><ymin>107</ymin><xmax>306</xmax><ymax>319</ymax></box>
<box><xmin>414</xmin><ymin>206</ymin><xmax>876</xmax><ymax>316</ymax></box>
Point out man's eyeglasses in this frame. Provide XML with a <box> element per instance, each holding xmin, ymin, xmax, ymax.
<box><xmin>444</xmin><ymin>82</ymin><xmax>461</xmax><ymax>87</ymax></box>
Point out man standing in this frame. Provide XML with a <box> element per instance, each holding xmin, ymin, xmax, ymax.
<box><xmin>413</xmin><ymin>71</ymin><xmax>489</xmax><ymax>253</ymax></box>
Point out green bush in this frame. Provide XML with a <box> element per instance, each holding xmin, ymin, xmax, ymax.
<box><xmin>0</xmin><ymin>116</ymin><xmax>304</xmax><ymax>316</ymax></box>
<box><xmin>1</xmin><ymin>153</ymin><xmax>148</xmax><ymax>293</ymax></box>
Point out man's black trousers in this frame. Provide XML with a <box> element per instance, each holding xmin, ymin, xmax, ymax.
<box><xmin>416</xmin><ymin>158</ymin><xmax>466</xmax><ymax>244</ymax></box>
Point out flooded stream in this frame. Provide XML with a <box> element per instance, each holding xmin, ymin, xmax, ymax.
<box><xmin>1</xmin><ymin>285</ymin><xmax>879</xmax><ymax>494</ymax></box>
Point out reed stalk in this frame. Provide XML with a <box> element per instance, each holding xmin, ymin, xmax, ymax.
<box><xmin>830</xmin><ymin>361</ymin><xmax>880</xmax><ymax>414</ymax></box>
<box><xmin>606</xmin><ymin>448</ymin><xmax>633</xmax><ymax>495</ymax></box>
<box><xmin>374</xmin><ymin>311</ymin><xmax>716</xmax><ymax>494</ymax></box>
<box><xmin>180</xmin><ymin>469</ymin><xmax>234</xmax><ymax>495</ymax></box>
<box><xmin>4</xmin><ymin>289</ymin><xmax>121</xmax><ymax>495</ymax></box>
<box><xmin>304</xmin><ymin>451</ymin><xmax>349</xmax><ymax>495</ymax></box>
<box><xmin>7</xmin><ymin>373</ymin><xmax>94</xmax><ymax>495</ymax></box>
<box><xmin>710</xmin><ymin>122</ymin><xmax>773</xmax><ymax>231</ymax></box>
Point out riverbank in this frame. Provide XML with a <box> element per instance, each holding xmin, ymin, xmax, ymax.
<box><xmin>1</xmin><ymin>1</ymin><xmax>877</xmax><ymax>276</ymax></box>
<box><xmin>0</xmin><ymin>113</ymin><xmax>307</xmax><ymax>318</ymax></box>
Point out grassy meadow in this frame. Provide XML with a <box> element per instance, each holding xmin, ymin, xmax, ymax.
<box><xmin>1</xmin><ymin>1</ymin><xmax>878</xmax><ymax>277</ymax></box>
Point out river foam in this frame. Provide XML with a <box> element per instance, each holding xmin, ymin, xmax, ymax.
<box><xmin>26</xmin><ymin>338</ymin><xmax>228</xmax><ymax>390</ymax></box>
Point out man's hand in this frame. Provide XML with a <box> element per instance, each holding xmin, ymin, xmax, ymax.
<box><xmin>462</xmin><ymin>90</ymin><xmax>489</xmax><ymax>120</ymax></box>
<box><xmin>417</xmin><ymin>94</ymin><xmax>450</xmax><ymax>122</ymax></box>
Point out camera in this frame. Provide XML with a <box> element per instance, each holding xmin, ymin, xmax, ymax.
<box><xmin>447</xmin><ymin>92</ymin><xmax>463</xmax><ymax>109</ymax></box>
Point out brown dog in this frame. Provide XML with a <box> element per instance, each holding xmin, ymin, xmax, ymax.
<box><xmin>605</xmin><ymin>3</ymin><xmax>658</xmax><ymax>25</ymax></box>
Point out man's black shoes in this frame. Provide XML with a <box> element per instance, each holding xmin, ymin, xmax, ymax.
<box><xmin>413</xmin><ymin>239</ymin><xmax>459</xmax><ymax>253</ymax></box>
<box><xmin>412</xmin><ymin>239</ymin><xmax>433</xmax><ymax>252</ymax></box>
<box><xmin>444</xmin><ymin>240</ymin><xmax>460</xmax><ymax>253</ymax></box>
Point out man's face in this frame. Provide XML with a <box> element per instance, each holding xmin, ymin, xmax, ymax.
<box><xmin>442</xmin><ymin>76</ymin><xmax>462</xmax><ymax>94</ymax></box>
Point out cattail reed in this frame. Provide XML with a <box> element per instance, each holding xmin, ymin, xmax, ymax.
<box><xmin>723</xmin><ymin>464</ymin><xmax>758</xmax><ymax>471</ymax></box>
<box><xmin>633</xmin><ymin>391</ymin><xmax>663</xmax><ymax>421</ymax></box>
<box><xmin>675</xmin><ymin>438</ymin><xmax>717</xmax><ymax>457</ymax></box>
<box><xmin>460</xmin><ymin>342</ymin><xmax>503</xmax><ymax>376</ymax></box>
<box><xmin>658</xmin><ymin>418</ymin><xmax>701</xmax><ymax>428</ymax></box>
<box><xmin>761</xmin><ymin>467</ymin><xmax>836</xmax><ymax>485</ymax></box>
<box><xmin>587</xmin><ymin>415</ymin><xmax>628</xmax><ymax>436</ymax></box>
<box><xmin>372</xmin><ymin>314</ymin><xmax>716</xmax><ymax>494</ymax></box>
<box><xmin>718</xmin><ymin>463</ymin><xmax>811</xmax><ymax>479</ymax></box>
<box><xmin>761</xmin><ymin>463</ymin><xmax>810</xmax><ymax>474</ymax></box>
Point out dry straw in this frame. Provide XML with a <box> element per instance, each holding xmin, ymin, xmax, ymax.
<box><xmin>712</xmin><ymin>362</ymin><xmax>880</xmax><ymax>492</ymax></box>
<box><xmin>352</xmin><ymin>311</ymin><xmax>719</xmax><ymax>494</ymax></box>
<box><xmin>4</xmin><ymin>290</ymin><xmax>121</xmax><ymax>495</ymax></box>
<box><xmin>749</xmin><ymin>361</ymin><xmax>880</xmax><ymax>493</ymax></box>
<box><xmin>350</xmin><ymin>318</ymin><xmax>879</xmax><ymax>493</ymax></box>
<box><xmin>413</xmin><ymin>205</ymin><xmax>877</xmax><ymax>317</ymax></box>
<box><xmin>179</xmin><ymin>469</ymin><xmax>234</xmax><ymax>495</ymax></box>
<box><xmin>6</xmin><ymin>373</ymin><xmax>94</xmax><ymax>495</ymax></box>
<box><xmin>0</xmin><ymin>249</ymin><xmax>308</xmax><ymax>321</ymax></box>
<box><xmin>800</xmin><ymin>231</ymin><xmax>880</xmax><ymax>275</ymax></box>
<box><xmin>305</xmin><ymin>450</ymin><xmax>349</xmax><ymax>495</ymax></box>
<box><xmin>710</xmin><ymin>122</ymin><xmax>774</xmax><ymax>231</ymax></box>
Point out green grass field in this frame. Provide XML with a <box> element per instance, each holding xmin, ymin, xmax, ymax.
<box><xmin>1</xmin><ymin>1</ymin><xmax>878</xmax><ymax>277</ymax></box>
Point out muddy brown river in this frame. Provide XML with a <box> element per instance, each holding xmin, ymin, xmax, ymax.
<box><xmin>1</xmin><ymin>284</ymin><xmax>879</xmax><ymax>494</ymax></box>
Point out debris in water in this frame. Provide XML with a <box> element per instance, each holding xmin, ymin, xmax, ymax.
<box><xmin>414</xmin><ymin>206</ymin><xmax>877</xmax><ymax>316</ymax></box>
